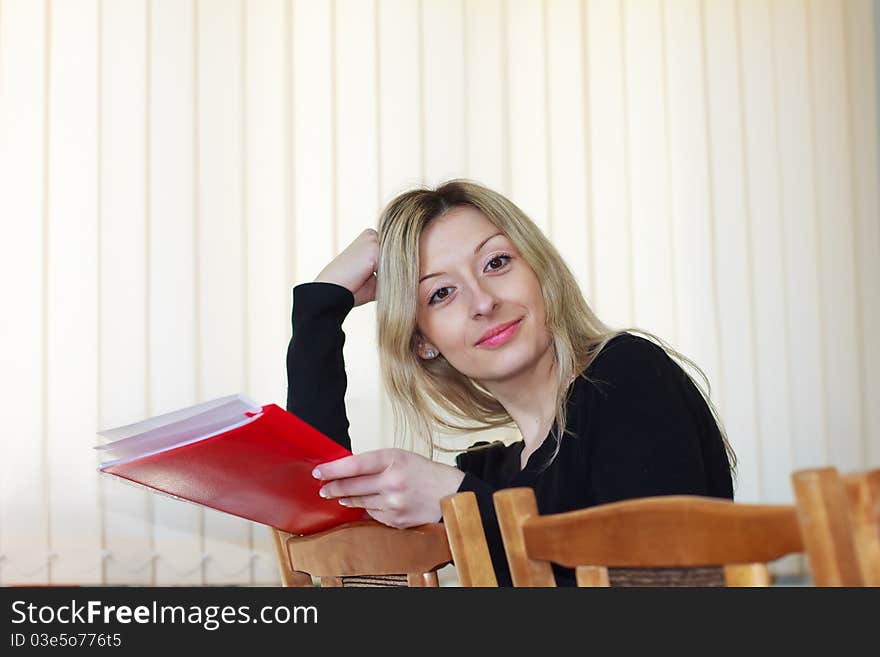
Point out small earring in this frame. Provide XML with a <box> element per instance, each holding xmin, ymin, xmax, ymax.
<box><xmin>425</xmin><ymin>349</ymin><xmax>436</xmax><ymax>358</ymax></box>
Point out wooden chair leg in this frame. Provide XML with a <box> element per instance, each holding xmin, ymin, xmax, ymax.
<box><xmin>724</xmin><ymin>563</ymin><xmax>772</xmax><ymax>587</ymax></box>
<box><xmin>407</xmin><ymin>571</ymin><xmax>440</xmax><ymax>587</ymax></box>
<box><xmin>576</xmin><ymin>566</ymin><xmax>610</xmax><ymax>587</ymax></box>
<box><xmin>272</xmin><ymin>528</ymin><xmax>312</xmax><ymax>587</ymax></box>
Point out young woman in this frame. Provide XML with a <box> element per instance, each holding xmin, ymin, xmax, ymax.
<box><xmin>286</xmin><ymin>180</ymin><xmax>735</xmax><ymax>586</ymax></box>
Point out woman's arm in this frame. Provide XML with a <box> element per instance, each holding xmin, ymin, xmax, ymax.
<box><xmin>286</xmin><ymin>281</ymin><xmax>357</xmax><ymax>451</ymax></box>
<box><xmin>286</xmin><ymin>228</ymin><xmax>379</xmax><ymax>450</ymax></box>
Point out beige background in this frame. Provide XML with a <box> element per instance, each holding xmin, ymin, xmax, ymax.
<box><xmin>1</xmin><ymin>0</ymin><xmax>878</xmax><ymax>585</ymax></box>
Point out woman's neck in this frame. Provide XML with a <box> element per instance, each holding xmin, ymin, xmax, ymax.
<box><xmin>480</xmin><ymin>342</ymin><xmax>560</xmax><ymax>453</ymax></box>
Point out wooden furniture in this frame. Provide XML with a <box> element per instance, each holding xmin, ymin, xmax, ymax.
<box><xmin>790</xmin><ymin>467</ymin><xmax>864</xmax><ymax>586</ymax></box>
<box><xmin>440</xmin><ymin>491</ymin><xmax>498</xmax><ymax>586</ymax></box>
<box><xmin>485</xmin><ymin>468</ymin><xmax>865</xmax><ymax>586</ymax></box>
<box><xmin>842</xmin><ymin>468</ymin><xmax>880</xmax><ymax>586</ymax></box>
<box><xmin>271</xmin><ymin>519</ymin><xmax>453</xmax><ymax>587</ymax></box>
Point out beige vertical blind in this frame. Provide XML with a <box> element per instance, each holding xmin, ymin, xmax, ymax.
<box><xmin>0</xmin><ymin>0</ymin><xmax>877</xmax><ymax>585</ymax></box>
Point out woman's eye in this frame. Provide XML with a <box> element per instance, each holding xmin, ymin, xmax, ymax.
<box><xmin>428</xmin><ymin>254</ymin><xmax>512</xmax><ymax>306</ymax></box>
<box><xmin>429</xmin><ymin>288</ymin><xmax>451</xmax><ymax>305</ymax></box>
<box><xmin>485</xmin><ymin>254</ymin><xmax>511</xmax><ymax>271</ymax></box>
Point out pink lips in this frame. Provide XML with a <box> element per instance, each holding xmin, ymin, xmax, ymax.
<box><xmin>476</xmin><ymin>319</ymin><xmax>523</xmax><ymax>348</ymax></box>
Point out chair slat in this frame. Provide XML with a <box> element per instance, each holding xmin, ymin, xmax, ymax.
<box><xmin>519</xmin><ymin>495</ymin><xmax>802</xmax><ymax>568</ymax></box>
<box><xmin>792</xmin><ymin>468</ymin><xmax>864</xmax><ymax>586</ymax></box>
<box><xmin>843</xmin><ymin>469</ymin><xmax>880</xmax><ymax>586</ymax></box>
<box><xmin>440</xmin><ymin>491</ymin><xmax>498</xmax><ymax>587</ymax></box>
<box><xmin>494</xmin><ymin>488</ymin><xmax>557</xmax><ymax>586</ymax></box>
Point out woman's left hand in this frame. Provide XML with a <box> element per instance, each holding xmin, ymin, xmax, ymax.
<box><xmin>312</xmin><ymin>448</ymin><xmax>466</xmax><ymax>528</ymax></box>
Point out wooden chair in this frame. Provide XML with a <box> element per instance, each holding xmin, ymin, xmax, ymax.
<box><xmin>790</xmin><ymin>467</ymin><xmax>865</xmax><ymax>586</ymax></box>
<box><xmin>485</xmin><ymin>467</ymin><xmax>864</xmax><ymax>587</ymax></box>
<box><xmin>440</xmin><ymin>491</ymin><xmax>498</xmax><ymax>586</ymax></box>
<box><xmin>271</xmin><ymin>519</ymin><xmax>453</xmax><ymax>587</ymax></box>
<box><xmin>842</xmin><ymin>468</ymin><xmax>880</xmax><ymax>586</ymax></box>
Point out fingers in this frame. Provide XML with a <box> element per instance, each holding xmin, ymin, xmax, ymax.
<box><xmin>313</xmin><ymin>449</ymin><xmax>396</xmax><ymax>481</ymax></box>
<box><xmin>337</xmin><ymin>494</ymin><xmax>384</xmax><ymax>511</ymax></box>
<box><xmin>318</xmin><ymin>473</ymin><xmax>384</xmax><ymax>500</ymax></box>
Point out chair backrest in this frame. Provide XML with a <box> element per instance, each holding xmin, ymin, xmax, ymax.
<box><xmin>841</xmin><ymin>469</ymin><xmax>880</xmax><ymax>586</ymax></box>
<box><xmin>489</xmin><ymin>468</ymin><xmax>865</xmax><ymax>587</ymax></box>
<box><xmin>790</xmin><ymin>467</ymin><xmax>864</xmax><ymax>586</ymax></box>
<box><xmin>271</xmin><ymin>520</ymin><xmax>453</xmax><ymax>587</ymax></box>
<box><xmin>440</xmin><ymin>491</ymin><xmax>498</xmax><ymax>586</ymax></box>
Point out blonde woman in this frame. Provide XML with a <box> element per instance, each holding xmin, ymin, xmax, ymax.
<box><xmin>286</xmin><ymin>180</ymin><xmax>735</xmax><ymax>587</ymax></box>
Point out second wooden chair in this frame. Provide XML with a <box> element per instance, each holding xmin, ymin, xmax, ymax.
<box><xmin>441</xmin><ymin>467</ymin><xmax>864</xmax><ymax>587</ymax></box>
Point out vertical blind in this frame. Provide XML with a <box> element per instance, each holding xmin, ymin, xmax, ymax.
<box><xmin>0</xmin><ymin>0</ymin><xmax>877</xmax><ymax>585</ymax></box>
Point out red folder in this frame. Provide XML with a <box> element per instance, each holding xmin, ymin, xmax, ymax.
<box><xmin>96</xmin><ymin>397</ymin><xmax>366</xmax><ymax>534</ymax></box>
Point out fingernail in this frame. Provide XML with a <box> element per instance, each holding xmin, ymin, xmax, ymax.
<box><xmin>338</xmin><ymin>499</ymin><xmax>350</xmax><ymax>507</ymax></box>
<box><xmin>318</xmin><ymin>488</ymin><xmax>328</xmax><ymax>498</ymax></box>
<box><xmin>312</xmin><ymin>468</ymin><xmax>321</xmax><ymax>479</ymax></box>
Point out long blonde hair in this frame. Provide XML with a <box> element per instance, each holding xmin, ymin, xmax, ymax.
<box><xmin>374</xmin><ymin>179</ymin><xmax>737</xmax><ymax>475</ymax></box>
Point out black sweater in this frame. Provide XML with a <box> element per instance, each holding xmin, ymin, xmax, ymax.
<box><xmin>286</xmin><ymin>281</ymin><xmax>734</xmax><ymax>586</ymax></box>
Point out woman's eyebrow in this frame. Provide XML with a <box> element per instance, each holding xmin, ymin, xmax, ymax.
<box><xmin>419</xmin><ymin>232</ymin><xmax>504</xmax><ymax>285</ymax></box>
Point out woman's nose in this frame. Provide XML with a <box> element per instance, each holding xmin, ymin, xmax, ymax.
<box><xmin>470</xmin><ymin>283</ymin><xmax>499</xmax><ymax>318</ymax></box>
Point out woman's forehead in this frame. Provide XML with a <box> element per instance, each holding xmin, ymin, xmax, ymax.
<box><xmin>419</xmin><ymin>207</ymin><xmax>501</xmax><ymax>251</ymax></box>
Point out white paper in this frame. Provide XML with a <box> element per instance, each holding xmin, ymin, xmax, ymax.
<box><xmin>94</xmin><ymin>393</ymin><xmax>263</xmax><ymax>468</ymax></box>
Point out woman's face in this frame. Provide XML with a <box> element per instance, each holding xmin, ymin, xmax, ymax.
<box><xmin>414</xmin><ymin>205</ymin><xmax>552</xmax><ymax>384</ymax></box>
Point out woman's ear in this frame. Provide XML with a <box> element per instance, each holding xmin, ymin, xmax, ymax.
<box><xmin>416</xmin><ymin>338</ymin><xmax>439</xmax><ymax>360</ymax></box>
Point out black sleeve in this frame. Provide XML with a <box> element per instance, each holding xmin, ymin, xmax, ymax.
<box><xmin>587</xmin><ymin>338</ymin><xmax>721</xmax><ymax>505</ymax></box>
<box><xmin>285</xmin><ymin>281</ymin><xmax>356</xmax><ymax>451</ymax></box>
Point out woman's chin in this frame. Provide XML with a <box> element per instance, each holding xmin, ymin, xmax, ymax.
<box><xmin>469</xmin><ymin>350</ymin><xmax>537</xmax><ymax>384</ymax></box>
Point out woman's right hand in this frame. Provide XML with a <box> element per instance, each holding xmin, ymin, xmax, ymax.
<box><xmin>314</xmin><ymin>228</ymin><xmax>379</xmax><ymax>308</ymax></box>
